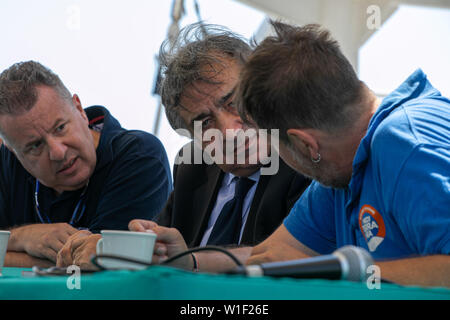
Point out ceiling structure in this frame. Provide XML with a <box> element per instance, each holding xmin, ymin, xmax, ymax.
<box><xmin>236</xmin><ymin>0</ymin><xmax>450</xmax><ymax>71</ymax></box>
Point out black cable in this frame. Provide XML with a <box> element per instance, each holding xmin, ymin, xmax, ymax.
<box><xmin>90</xmin><ymin>254</ymin><xmax>152</xmax><ymax>271</ymax></box>
<box><xmin>162</xmin><ymin>245</ymin><xmax>244</xmax><ymax>267</ymax></box>
<box><xmin>90</xmin><ymin>245</ymin><xmax>243</xmax><ymax>271</ymax></box>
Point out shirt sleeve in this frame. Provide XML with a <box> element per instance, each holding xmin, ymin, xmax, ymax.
<box><xmin>392</xmin><ymin>144</ymin><xmax>450</xmax><ymax>255</ymax></box>
<box><xmin>87</xmin><ymin>132</ymin><xmax>173</xmax><ymax>232</ymax></box>
<box><xmin>283</xmin><ymin>181</ymin><xmax>337</xmax><ymax>255</ymax></box>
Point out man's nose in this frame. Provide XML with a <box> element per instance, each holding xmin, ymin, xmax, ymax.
<box><xmin>218</xmin><ymin>112</ymin><xmax>243</xmax><ymax>136</ymax></box>
<box><xmin>48</xmin><ymin>138</ymin><xmax>67</xmax><ymax>161</ymax></box>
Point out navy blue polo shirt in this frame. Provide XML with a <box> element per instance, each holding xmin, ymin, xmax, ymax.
<box><xmin>0</xmin><ymin>106</ymin><xmax>172</xmax><ymax>232</ymax></box>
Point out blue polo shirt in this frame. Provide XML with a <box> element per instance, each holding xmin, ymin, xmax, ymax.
<box><xmin>0</xmin><ymin>106</ymin><xmax>172</xmax><ymax>232</ymax></box>
<box><xmin>284</xmin><ymin>69</ymin><xmax>450</xmax><ymax>259</ymax></box>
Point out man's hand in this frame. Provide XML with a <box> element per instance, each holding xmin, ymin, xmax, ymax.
<box><xmin>246</xmin><ymin>224</ymin><xmax>315</xmax><ymax>265</ymax></box>
<box><xmin>248</xmin><ymin>241</ymin><xmax>311</xmax><ymax>265</ymax></box>
<box><xmin>56</xmin><ymin>230</ymin><xmax>101</xmax><ymax>270</ymax></box>
<box><xmin>8</xmin><ymin>223</ymin><xmax>78</xmax><ymax>262</ymax></box>
<box><xmin>129</xmin><ymin>220</ymin><xmax>256</xmax><ymax>273</ymax></box>
<box><xmin>128</xmin><ymin>219</ymin><xmax>192</xmax><ymax>269</ymax></box>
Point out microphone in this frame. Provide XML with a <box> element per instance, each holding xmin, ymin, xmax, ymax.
<box><xmin>227</xmin><ymin>245</ymin><xmax>374</xmax><ymax>282</ymax></box>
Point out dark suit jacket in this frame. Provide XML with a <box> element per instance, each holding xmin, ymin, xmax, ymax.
<box><xmin>154</xmin><ymin>144</ymin><xmax>311</xmax><ymax>247</ymax></box>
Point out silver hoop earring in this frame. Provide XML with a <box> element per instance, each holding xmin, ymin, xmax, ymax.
<box><xmin>311</xmin><ymin>153</ymin><xmax>321</xmax><ymax>164</ymax></box>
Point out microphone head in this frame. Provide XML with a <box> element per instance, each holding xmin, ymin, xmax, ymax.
<box><xmin>332</xmin><ymin>246</ymin><xmax>374</xmax><ymax>282</ymax></box>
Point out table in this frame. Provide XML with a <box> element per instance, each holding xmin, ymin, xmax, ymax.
<box><xmin>0</xmin><ymin>266</ymin><xmax>449</xmax><ymax>300</ymax></box>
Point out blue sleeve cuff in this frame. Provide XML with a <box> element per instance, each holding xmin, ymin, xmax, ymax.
<box><xmin>284</xmin><ymin>215</ymin><xmax>336</xmax><ymax>255</ymax></box>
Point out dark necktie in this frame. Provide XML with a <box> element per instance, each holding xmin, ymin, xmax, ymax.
<box><xmin>207</xmin><ymin>177</ymin><xmax>255</xmax><ymax>245</ymax></box>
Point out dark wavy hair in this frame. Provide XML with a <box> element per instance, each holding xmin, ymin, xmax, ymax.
<box><xmin>158</xmin><ymin>22</ymin><xmax>252</xmax><ymax>131</ymax></box>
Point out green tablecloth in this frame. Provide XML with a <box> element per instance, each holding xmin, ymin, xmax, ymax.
<box><xmin>0</xmin><ymin>266</ymin><xmax>449</xmax><ymax>300</ymax></box>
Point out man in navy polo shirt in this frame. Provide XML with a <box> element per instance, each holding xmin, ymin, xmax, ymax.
<box><xmin>0</xmin><ymin>61</ymin><xmax>172</xmax><ymax>267</ymax></box>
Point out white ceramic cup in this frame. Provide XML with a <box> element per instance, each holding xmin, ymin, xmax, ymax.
<box><xmin>0</xmin><ymin>231</ymin><xmax>11</xmax><ymax>276</ymax></box>
<box><xmin>96</xmin><ymin>230</ymin><xmax>156</xmax><ymax>270</ymax></box>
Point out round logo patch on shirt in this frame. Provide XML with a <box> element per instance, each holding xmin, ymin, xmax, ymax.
<box><xmin>359</xmin><ymin>204</ymin><xmax>386</xmax><ymax>252</ymax></box>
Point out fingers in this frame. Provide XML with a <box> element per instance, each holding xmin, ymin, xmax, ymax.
<box><xmin>146</xmin><ymin>226</ymin><xmax>181</xmax><ymax>264</ymax></box>
<box><xmin>40</xmin><ymin>246</ymin><xmax>59</xmax><ymax>263</ymax></box>
<box><xmin>152</xmin><ymin>242</ymin><xmax>168</xmax><ymax>263</ymax></box>
<box><xmin>150</xmin><ymin>226</ymin><xmax>191</xmax><ymax>268</ymax></box>
<box><xmin>34</xmin><ymin>232</ymin><xmax>65</xmax><ymax>262</ymax></box>
<box><xmin>71</xmin><ymin>234</ymin><xmax>101</xmax><ymax>269</ymax></box>
<box><xmin>245</xmin><ymin>252</ymin><xmax>271</xmax><ymax>266</ymax></box>
<box><xmin>152</xmin><ymin>226</ymin><xmax>183</xmax><ymax>244</ymax></box>
<box><xmin>57</xmin><ymin>243</ymin><xmax>72</xmax><ymax>267</ymax></box>
<box><xmin>56</xmin><ymin>223</ymin><xmax>79</xmax><ymax>242</ymax></box>
<box><xmin>56</xmin><ymin>230</ymin><xmax>92</xmax><ymax>267</ymax></box>
<box><xmin>22</xmin><ymin>221</ymin><xmax>186</xmax><ymax>267</ymax></box>
<box><xmin>38</xmin><ymin>223</ymin><xmax>79</xmax><ymax>261</ymax></box>
<box><xmin>128</xmin><ymin>219</ymin><xmax>158</xmax><ymax>232</ymax></box>
<box><xmin>53</xmin><ymin>236</ymin><xmax>73</xmax><ymax>253</ymax></box>
<box><xmin>246</xmin><ymin>241</ymin><xmax>310</xmax><ymax>265</ymax></box>
<box><xmin>70</xmin><ymin>231</ymin><xmax>95</xmax><ymax>252</ymax></box>
<box><xmin>61</xmin><ymin>223</ymin><xmax>79</xmax><ymax>235</ymax></box>
<box><xmin>150</xmin><ymin>227</ymin><xmax>171</xmax><ymax>264</ymax></box>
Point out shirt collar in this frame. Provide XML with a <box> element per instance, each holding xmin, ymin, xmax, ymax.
<box><xmin>85</xmin><ymin>105</ymin><xmax>124</xmax><ymax>171</ymax></box>
<box><xmin>353</xmin><ymin>68</ymin><xmax>436</xmax><ymax>170</ymax></box>
<box><xmin>347</xmin><ymin>69</ymin><xmax>437</xmax><ymax>201</ymax></box>
<box><xmin>223</xmin><ymin>169</ymin><xmax>261</xmax><ymax>187</ymax></box>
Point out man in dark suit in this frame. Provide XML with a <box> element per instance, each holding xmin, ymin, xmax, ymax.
<box><xmin>156</xmin><ymin>142</ymin><xmax>308</xmax><ymax>247</ymax></box>
<box><xmin>131</xmin><ymin>23</ymin><xmax>310</xmax><ymax>249</ymax></box>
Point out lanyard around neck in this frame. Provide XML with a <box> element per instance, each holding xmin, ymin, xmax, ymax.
<box><xmin>34</xmin><ymin>180</ymin><xmax>88</xmax><ymax>226</ymax></box>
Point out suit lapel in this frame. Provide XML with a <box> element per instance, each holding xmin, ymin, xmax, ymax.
<box><xmin>240</xmin><ymin>172</ymin><xmax>270</xmax><ymax>244</ymax></box>
<box><xmin>240</xmin><ymin>159</ymin><xmax>293</xmax><ymax>244</ymax></box>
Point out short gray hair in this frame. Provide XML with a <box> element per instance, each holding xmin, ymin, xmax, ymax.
<box><xmin>158</xmin><ymin>22</ymin><xmax>252</xmax><ymax>131</ymax></box>
<box><xmin>0</xmin><ymin>60</ymin><xmax>72</xmax><ymax>116</ymax></box>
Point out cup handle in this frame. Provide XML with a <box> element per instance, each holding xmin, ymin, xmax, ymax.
<box><xmin>96</xmin><ymin>238</ymin><xmax>103</xmax><ymax>255</ymax></box>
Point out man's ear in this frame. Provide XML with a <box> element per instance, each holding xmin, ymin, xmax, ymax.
<box><xmin>286</xmin><ymin>128</ymin><xmax>320</xmax><ymax>160</ymax></box>
<box><xmin>72</xmin><ymin>94</ymin><xmax>88</xmax><ymax>122</ymax></box>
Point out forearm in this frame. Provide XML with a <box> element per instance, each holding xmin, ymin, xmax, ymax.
<box><xmin>4</xmin><ymin>251</ymin><xmax>54</xmax><ymax>268</ymax></box>
<box><xmin>7</xmin><ymin>225</ymin><xmax>27</xmax><ymax>251</ymax></box>
<box><xmin>196</xmin><ymin>247</ymin><xmax>252</xmax><ymax>273</ymax></box>
<box><xmin>377</xmin><ymin>254</ymin><xmax>450</xmax><ymax>288</ymax></box>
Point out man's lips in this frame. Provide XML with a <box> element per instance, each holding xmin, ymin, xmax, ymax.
<box><xmin>57</xmin><ymin>157</ymin><xmax>77</xmax><ymax>174</ymax></box>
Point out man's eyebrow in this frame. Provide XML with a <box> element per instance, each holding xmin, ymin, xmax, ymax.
<box><xmin>23</xmin><ymin>118</ymin><xmax>65</xmax><ymax>149</ymax></box>
<box><xmin>24</xmin><ymin>137</ymin><xmax>42</xmax><ymax>150</ymax></box>
<box><xmin>51</xmin><ymin>118</ymin><xmax>66</xmax><ymax>129</ymax></box>
<box><xmin>217</xmin><ymin>88</ymin><xmax>235</xmax><ymax>106</ymax></box>
<box><xmin>191</xmin><ymin>111</ymin><xmax>212</xmax><ymax>125</ymax></box>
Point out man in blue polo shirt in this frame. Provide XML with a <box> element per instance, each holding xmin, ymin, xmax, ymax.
<box><xmin>280</xmin><ymin>67</ymin><xmax>450</xmax><ymax>259</ymax></box>
<box><xmin>0</xmin><ymin>61</ymin><xmax>172</xmax><ymax>267</ymax></box>
<box><xmin>236</xmin><ymin>21</ymin><xmax>449</xmax><ymax>286</ymax></box>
